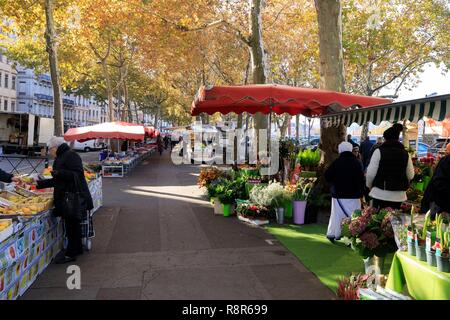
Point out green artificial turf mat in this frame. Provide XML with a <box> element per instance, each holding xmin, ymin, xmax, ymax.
<box><xmin>266</xmin><ymin>224</ymin><xmax>393</xmax><ymax>293</ymax></box>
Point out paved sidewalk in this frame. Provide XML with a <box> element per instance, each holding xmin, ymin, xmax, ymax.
<box><xmin>22</xmin><ymin>150</ymin><xmax>335</xmax><ymax>300</ymax></box>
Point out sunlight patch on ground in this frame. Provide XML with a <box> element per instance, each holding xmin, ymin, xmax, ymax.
<box><xmin>123</xmin><ymin>188</ymin><xmax>210</xmax><ymax>206</ymax></box>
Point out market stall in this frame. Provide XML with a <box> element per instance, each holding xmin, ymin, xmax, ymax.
<box><xmin>64</xmin><ymin>121</ymin><xmax>157</xmax><ymax>178</ymax></box>
<box><xmin>0</xmin><ymin>183</ymin><xmax>63</xmax><ymax>300</ymax></box>
<box><xmin>315</xmin><ymin>94</ymin><xmax>450</xmax><ymax>300</ymax></box>
<box><xmin>386</xmin><ymin>251</ymin><xmax>450</xmax><ymax>300</ymax></box>
<box><xmin>101</xmin><ymin>144</ymin><xmax>157</xmax><ymax>178</ymax></box>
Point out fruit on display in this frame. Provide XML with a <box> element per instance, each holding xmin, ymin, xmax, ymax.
<box><xmin>0</xmin><ymin>194</ymin><xmax>53</xmax><ymax>215</ymax></box>
<box><xmin>84</xmin><ymin>170</ymin><xmax>96</xmax><ymax>182</ymax></box>
<box><xmin>0</xmin><ymin>220</ymin><xmax>11</xmax><ymax>231</ymax></box>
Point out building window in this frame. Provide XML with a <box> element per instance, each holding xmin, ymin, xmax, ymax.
<box><xmin>0</xmin><ymin>72</ymin><xmax>2</xmax><ymax>87</ymax></box>
<box><xmin>11</xmin><ymin>76</ymin><xmax>15</xmax><ymax>90</ymax></box>
<box><xmin>4</xmin><ymin>74</ymin><xmax>8</xmax><ymax>89</ymax></box>
<box><xmin>11</xmin><ymin>100</ymin><xmax>15</xmax><ymax>112</ymax></box>
<box><xmin>4</xmin><ymin>99</ymin><xmax>8</xmax><ymax>111</ymax></box>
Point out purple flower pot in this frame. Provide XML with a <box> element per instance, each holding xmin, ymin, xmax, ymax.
<box><xmin>293</xmin><ymin>201</ymin><xmax>307</xmax><ymax>225</ymax></box>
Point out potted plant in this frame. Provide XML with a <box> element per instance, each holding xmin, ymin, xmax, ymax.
<box><xmin>197</xmin><ymin>166</ymin><xmax>223</xmax><ymax>188</ymax></box>
<box><xmin>426</xmin><ymin>218</ymin><xmax>437</xmax><ymax>267</ymax></box>
<box><xmin>412</xmin><ymin>165</ymin><xmax>425</xmax><ymax>191</ymax></box>
<box><xmin>415</xmin><ymin>212</ymin><xmax>430</xmax><ymax>262</ymax></box>
<box><xmin>207</xmin><ymin>178</ymin><xmax>227</xmax><ymax>215</ymax></box>
<box><xmin>434</xmin><ymin>215</ymin><xmax>450</xmax><ymax>273</ymax></box>
<box><xmin>292</xmin><ymin>178</ymin><xmax>316</xmax><ymax>225</ymax></box>
<box><xmin>267</xmin><ymin>182</ymin><xmax>290</xmax><ymax>224</ymax></box>
<box><xmin>406</xmin><ymin>206</ymin><xmax>416</xmax><ymax>256</ymax></box>
<box><xmin>218</xmin><ymin>185</ymin><xmax>235</xmax><ymax>217</ymax></box>
<box><xmin>341</xmin><ymin>207</ymin><xmax>397</xmax><ymax>275</ymax></box>
<box><xmin>297</xmin><ymin>149</ymin><xmax>320</xmax><ymax>172</ymax></box>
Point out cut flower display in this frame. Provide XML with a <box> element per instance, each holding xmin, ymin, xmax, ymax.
<box><xmin>341</xmin><ymin>207</ymin><xmax>397</xmax><ymax>259</ymax></box>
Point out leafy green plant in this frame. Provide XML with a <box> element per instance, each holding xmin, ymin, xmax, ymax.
<box><xmin>416</xmin><ymin>211</ymin><xmax>431</xmax><ymax>245</ymax></box>
<box><xmin>297</xmin><ymin>149</ymin><xmax>321</xmax><ymax>168</ymax></box>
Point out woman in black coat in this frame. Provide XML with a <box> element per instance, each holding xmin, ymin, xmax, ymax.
<box><xmin>325</xmin><ymin>141</ymin><xmax>366</xmax><ymax>242</ymax></box>
<box><xmin>37</xmin><ymin>137</ymin><xmax>93</xmax><ymax>264</ymax></box>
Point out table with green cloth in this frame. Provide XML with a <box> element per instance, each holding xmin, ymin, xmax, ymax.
<box><xmin>386</xmin><ymin>251</ymin><xmax>450</xmax><ymax>300</ymax></box>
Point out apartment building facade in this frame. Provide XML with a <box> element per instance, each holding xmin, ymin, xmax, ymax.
<box><xmin>0</xmin><ymin>53</ymin><xmax>17</xmax><ymax>113</ymax></box>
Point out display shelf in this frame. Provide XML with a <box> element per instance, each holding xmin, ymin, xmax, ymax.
<box><xmin>102</xmin><ymin>165</ymin><xmax>124</xmax><ymax>178</ymax></box>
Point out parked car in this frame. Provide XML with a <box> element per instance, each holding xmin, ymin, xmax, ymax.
<box><xmin>417</xmin><ymin>142</ymin><xmax>430</xmax><ymax>158</ymax></box>
<box><xmin>72</xmin><ymin>139</ymin><xmax>106</xmax><ymax>152</ymax></box>
<box><xmin>428</xmin><ymin>140</ymin><xmax>449</xmax><ymax>155</ymax></box>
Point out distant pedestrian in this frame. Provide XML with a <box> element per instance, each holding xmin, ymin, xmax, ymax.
<box><xmin>366</xmin><ymin>124</ymin><xmax>414</xmax><ymax>209</ymax></box>
<box><xmin>157</xmin><ymin>135</ymin><xmax>164</xmax><ymax>155</ymax></box>
<box><xmin>360</xmin><ymin>136</ymin><xmax>374</xmax><ymax>169</ymax></box>
<box><xmin>163</xmin><ymin>135</ymin><xmax>170</xmax><ymax>150</ymax></box>
<box><xmin>347</xmin><ymin>134</ymin><xmax>359</xmax><ymax>149</ymax></box>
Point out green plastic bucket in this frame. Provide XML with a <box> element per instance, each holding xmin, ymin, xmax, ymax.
<box><xmin>223</xmin><ymin>204</ymin><xmax>232</xmax><ymax>217</ymax></box>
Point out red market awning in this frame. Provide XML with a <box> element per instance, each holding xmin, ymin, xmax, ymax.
<box><xmin>64</xmin><ymin>121</ymin><xmax>145</xmax><ymax>141</ymax></box>
<box><xmin>191</xmin><ymin>84</ymin><xmax>391</xmax><ymax>117</ymax></box>
<box><xmin>144</xmin><ymin>126</ymin><xmax>155</xmax><ymax>136</ymax></box>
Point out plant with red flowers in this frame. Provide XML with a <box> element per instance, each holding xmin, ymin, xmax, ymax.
<box><xmin>336</xmin><ymin>273</ymin><xmax>373</xmax><ymax>300</ymax></box>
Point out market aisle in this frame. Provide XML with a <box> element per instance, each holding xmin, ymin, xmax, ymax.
<box><xmin>21</xmin><ymin>149</ymin><xmax>335</xmax><ymax>300</ymax></box>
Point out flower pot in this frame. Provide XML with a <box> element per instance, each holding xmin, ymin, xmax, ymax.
<box><xmin>214</xmin><ymin>198</ymin><xmax>223</xmax><ymax>215</ymax></box>
<box><xmin>415</xmin><ymin>244</ymin><xmax>427</xmax><ymax>262</ymax></box>
<box><xmin>222</xmin><ymin>203</ymin><xmax>234</xmax><ymax>217</ymax></box>
<box><xmin>426</xmin><ymin>250</ymin><xmax>437</xmax><ymax>267</ymax></box>
<box><xmin>407</xmin><ymin>241</ymin><xmax>416</xmax><ymax>256</ymax></box>
<box><xmin>293</xmin><ymin>200</ymin><xmax>307</xmax><ymax>225</ymax></box>
<box><xmin>275</xmin><ymin>208</ymin><xmax>285</xmax><ymax>224</ymax></box>
<box><xmin>284</xmin><ymin>201</ymin><xmax>293</xmax><ymax>219</ymax></box>
<box><xmin>436</xmin><ymin>255</ymin><xmax>450</xmax><ymax>273</ymax></box>
<box><xmin>414</xmin><ymin>182</ymin><xmax>425</xmax><ymax>191</ymax></box>
<box><xmin>423</xmin><ymin>176</ymin><xmax>431</xmax><ymax>190</ymax></box>
<box><xmin>364</xmin><ymin>255</ymin><xmax>385</xmax><ymax>275</ymax></box>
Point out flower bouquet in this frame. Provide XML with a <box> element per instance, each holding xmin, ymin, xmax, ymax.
<box><xmin>341</xmin><ymin>207</ymin><xmax>397</xmax><ymax>259</ymax></box>
<box><xmin>198</xmin><ymin>166</ymin><xmax>223</xmax><ymax>188</ymax></box>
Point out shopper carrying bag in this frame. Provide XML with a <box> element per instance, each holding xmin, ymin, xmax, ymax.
<box><xmin>37</xmin><ymin>136</ymin><xmax>93</xmax><ymax>264</ymax></box>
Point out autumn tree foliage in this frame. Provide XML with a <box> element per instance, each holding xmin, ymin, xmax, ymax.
<box><xmin>0</xmin><ymin>0</ymin><xmax>448</xmax><ymax>130</ymax></box>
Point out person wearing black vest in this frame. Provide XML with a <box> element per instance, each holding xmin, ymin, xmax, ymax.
<box><xmin>366</xmin><ymin>124</ymin><xmax>414</xmax><ymax>209</ymax></box>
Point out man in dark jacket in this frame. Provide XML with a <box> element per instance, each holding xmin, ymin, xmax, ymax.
<box><xmin>37</xmin><ymin>137</ymin><xmax>93</xmax><ymax>264</ymax></box>
<box><xmin>325</xmin><ymin>141</ymin><xmax>366</xmax><ymax>242</ymax></box>
<box><xmin>421</xmin><ymin>145</ymin><xmax>450</xmax><ymax>216</ymax></box>
<box><xmin>347</xmin><ymin>134</ymin><xmax>360</xmax><ymax>148</ymax></box>
<box><xmin>360</xmin><ymin>136</ymin><xmax>374</xmax><ymax>170</ymax></box>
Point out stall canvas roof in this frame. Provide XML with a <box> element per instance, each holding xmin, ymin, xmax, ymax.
<box><xmin>320</xmin><ymin>94</ymin><xmax>450</xmax><ymax>127</ymax></box>
<box><xmin>191</xmin><ymin>84</ymin><xmax>391</xmax><ymax>117</ymax></box>
<box><xmin>64</xmin><ymin>121</ymin><xmax>145</xmax><ymax>141</ymax></box>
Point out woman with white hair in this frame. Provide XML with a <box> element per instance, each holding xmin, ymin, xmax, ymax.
<box><xmin>324</xmin><ymin>141</ymin><xmax>366</xmax><ymax>243</ymax></box>
<box><xmin>36</xmin><ymin>136</ymin><xmax>93</xmax><ymax>264</ymax></box>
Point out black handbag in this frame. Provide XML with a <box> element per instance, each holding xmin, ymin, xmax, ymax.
<box><xmin>62</xmin><ymin>172</ymin><xmax>87</xmax><ymax>220</ymax></box>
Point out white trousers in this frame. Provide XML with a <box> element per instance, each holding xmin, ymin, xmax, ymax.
<box><xmin>327</xmin><ymin>198</ymin><xmax>361</xmax><ymax>239</ymax></box>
